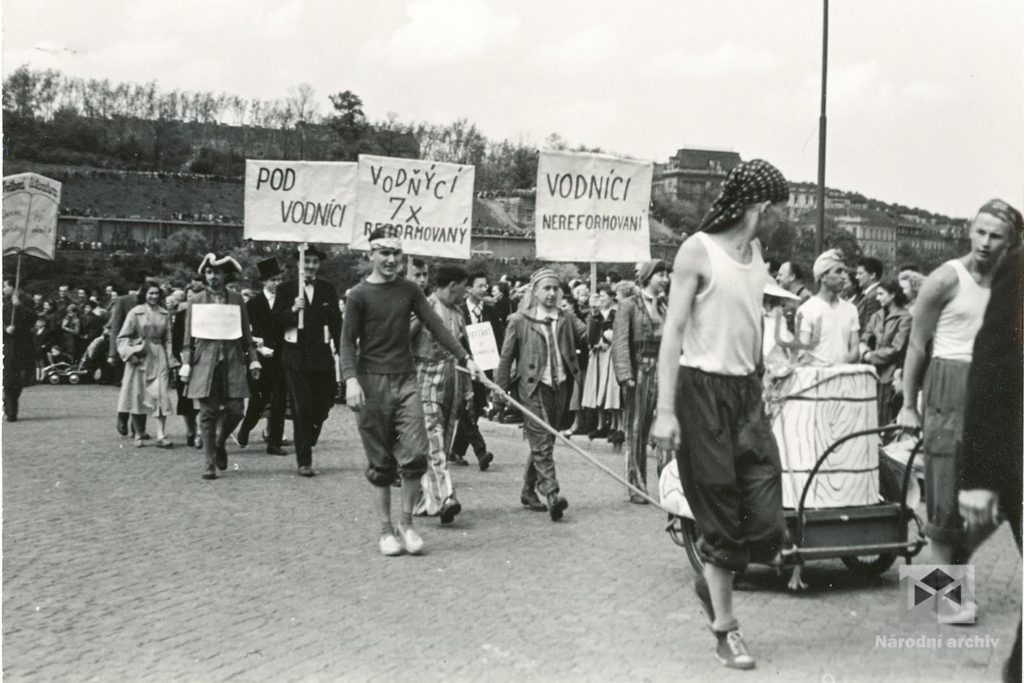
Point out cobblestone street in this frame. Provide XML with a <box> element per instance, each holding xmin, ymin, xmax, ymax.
<box><xmin>3</xmin><ymin>385</ymin><xmax>1021</xmax><ymax>682</ymax></box>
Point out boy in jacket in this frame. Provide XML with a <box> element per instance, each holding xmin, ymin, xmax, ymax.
<box><xmin>496</xmin><ymin>268</ymin><xmax>586</xmax><ymax>521</ymax></box>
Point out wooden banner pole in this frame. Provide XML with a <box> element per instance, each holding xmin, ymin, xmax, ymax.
<box><xmin>298</xmin><ymin>242</ymin><xmax>307</xmax><ymax>330</ymax></box>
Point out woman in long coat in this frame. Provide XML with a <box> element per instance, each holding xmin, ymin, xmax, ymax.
<box><xmin>118</xmin><ymin>283</ymin><xmax>176</xmax><ymax>447</ymax></box>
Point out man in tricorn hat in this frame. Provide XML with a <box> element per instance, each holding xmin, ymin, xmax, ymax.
<box><xmin>180</xmin><ymin>253</ymin><xmax>261</xmax><ymax>480</ymax></box>
<box><xmin>235</xmin><ymin>257</ymin><xmax>288</xmax><ymax>456</ymax></box>
<box><xmin>271</xmin><ymin>245</ymin><xmax>342</xmax><ymax>477</ymax></box>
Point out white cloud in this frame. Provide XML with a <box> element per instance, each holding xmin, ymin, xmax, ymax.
<box><xmin>531</xmin><ymin>24</ymin><xmax>620</xmax><ymax>75</ymax></box>
<box><xmin>358</xmin><ymin>0</ymin><xmax>519</xmax><ymax>67</ymax></box>
<box><xmin>645</xmin><ymin>41</ymin><xmax>782</xmax><ymax>79</ymax></box>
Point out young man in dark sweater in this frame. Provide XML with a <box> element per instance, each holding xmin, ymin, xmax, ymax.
<box><xmin>341</xmin><ymin>229</ymin><xmax>483</xmax><ymax>556</ymax></box>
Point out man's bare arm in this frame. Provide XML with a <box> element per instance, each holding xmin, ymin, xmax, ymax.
<box><xmin>899</xmin><ymin>264</ymin><xmax>957</xmax><ymax>425</ymax></box>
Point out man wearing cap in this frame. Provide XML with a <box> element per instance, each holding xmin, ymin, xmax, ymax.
<box><xmin>612</xmin><ymin>259</ymin><xmax>669</xmax><ymax>504</ymax></box>
<box><xmin>651</xmin><ymin>159</ymin><xmax>790</xmax><ymax>670</ymax></box>
<box><xmin>236</xmin><ymin>258</ymin><xmax>288</xmax><ymax>456</ymax></box>
<box><xmin>341</xmin><ymin>229</ymin><xmax>483</xmax><ymax>556</ymax></box>
<box><xmin>898</xmin><ymin>198</ymin><xmax>1019</xmax><ymax>624</ymax></box>
<box><xmin>795</xmin><ymin>249</ymin><xmax>861</xmax><ymax>366</ymax></box>
<box><xmin>496</xmin><ymin>268</ymin><xmax>586</xmax><ymax>521</ymax></box>
<box><xmin>272</xmin><ymin>246</ymin><xmax>341</xmax><ymax>478</ymax></box>
<box><xmin>180</xmin><ymin>254</ymin><xmax>260</xmax><ymax>480</ymax></box>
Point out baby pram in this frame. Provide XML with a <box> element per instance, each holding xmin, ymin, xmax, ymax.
<box><xmin>660</xmin><ymin>364</ymin><xmax>926</xmax><ymax>579</ymax></box>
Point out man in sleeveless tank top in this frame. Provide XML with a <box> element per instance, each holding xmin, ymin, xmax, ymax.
<box><xmin>899</xmin><ymin>199</ymin><xmax>1016</xmax><ymax>624</ymax></box>
<box><xmin>651</xmin><ymin>159</ymin><xmax>790</xmax><ymax>670</ymax></box>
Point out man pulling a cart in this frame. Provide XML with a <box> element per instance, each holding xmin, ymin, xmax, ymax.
<box><xmin>651</xmin><ymin>159</ymin><xmax>791</xmax><ymax>670</ymax></box>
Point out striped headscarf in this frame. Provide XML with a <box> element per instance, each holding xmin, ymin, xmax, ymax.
<box><xmin>977</xmin><ymin>199</ymin><xmax>1023</xmax><ymax>238</ymax></box>
<box><xmin>519</xmin><ymin>267</ymin><xmax>563</xmax><ymax>313</ymax></box>
<box><xmin>698</xmin><ymin>159</ymin><xmax>790</xmax><ymax>233</ymax></box>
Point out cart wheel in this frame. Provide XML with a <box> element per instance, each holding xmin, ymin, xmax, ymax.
<box><xmin>680</xmin><ymin>518</ymin><xmax>705</xmax><ymax>575</ymax></box>
<box><xmin>47</xmin><ymin>374</ymin><xmax>61</xmax><ymax>385</ymax></box>
<box><xmin>68</xmin><ymin>374</ymin><xmax>80</xmax><ymax>385</ymax></box>
<box><xmin>841</xmin><ymin>553</ymin><xmax>897</xmax><ymax>576</ymax></box>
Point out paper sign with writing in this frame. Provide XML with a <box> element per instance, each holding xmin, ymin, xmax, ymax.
<box><xmin>244</xmin><ymin>161</ymin><xmax>357</xmax><ymax>243</ymax></box>
<box><xmin>350</xmin><ymin>155</ymin><xmax>475</xmax><ymax>259</ymax></box>
<box><xmin>2</xmin><ymin>173</ymin><xmax>62</xmax><ymax>260</ymax></box>
<box><xmin>534</xmin><ymin>151</ymin><xmax>652</xmax><ymax>262</ymax></box>
<box><xmin>190</xmin><ymin>304</ymin><xmax>242</xmax><ymax>340</ymax></box>
<box><xmin>465</xmin><ymin>322</ymin><xmax>500</xmax><ymax>371</ymax></box>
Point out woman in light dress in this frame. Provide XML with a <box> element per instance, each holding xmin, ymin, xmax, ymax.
<box><xmin>118</xmin><ymin>283</ymin><xmax>177</xmax><ymax>447</ymax></box>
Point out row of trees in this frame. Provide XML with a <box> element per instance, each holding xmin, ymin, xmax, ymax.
<box><xmin>2</xmin><ymin>65</ymin><xmax>596</xmax><ymax>197</ymax></box>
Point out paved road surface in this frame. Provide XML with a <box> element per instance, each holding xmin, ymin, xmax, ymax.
<box><xmin>3</xmin><ymin>385</ymin><xmax>1020</xmax><ymax>682</ymax></box>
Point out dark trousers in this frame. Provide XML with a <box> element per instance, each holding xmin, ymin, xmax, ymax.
<box><xmin>197</xmin><ymin>363</ymin><xmax>244</xmax><ymax>466</ymax></box>
<box><xmin>239</xmin><ymin>362</ymin><xmax>286</xmax><ymax>447</ymax></box>
<box><xmin>521</xmin><ymin>381</ymin><xmax>569</xmax><ymax>496</ymax></box>
<box><xmin>3</xmin><ymin>363</ymin><xmax>24</xmax><ymax>419</ymax></box>
<box><xmin>285</xmin><ymin>367</ymin><xmax>335</xmax><ymax>468</ymax></box>
<box><xmin>452</xmin><ymin>379</ymin><xmax>489</xmax><ymax>460</ymax></box>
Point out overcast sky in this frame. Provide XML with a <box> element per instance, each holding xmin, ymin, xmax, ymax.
<box><xmin>3</xmin><ymin>0</ymin><xmax>1022</xmax><ymax>218</ymax></box>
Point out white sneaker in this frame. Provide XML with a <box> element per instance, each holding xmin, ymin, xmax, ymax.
<box><xmin>938</xmin><ymin>601</ymin><xmax>978</xmax><ymax>625</ymax></box>
<box><xmin>378</xmin><ymin>533</ymin><xmax>403</xmax><ymax>556</ymax></box>
<box><xmin>397</xmin><ymin>525</ymin><xmax>424</xmax><ymax>555</ymax></box>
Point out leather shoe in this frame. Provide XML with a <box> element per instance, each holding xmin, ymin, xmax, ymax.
<box><xmin>297</xmin><ymin>465</ymin><xmax>315</xmax><ymax>477</ymax></box>
<box><xmin>520</xmin><ymin>491</ymin><xmax>547</xmax><ymax>512</ymax></box>
<box><xmin>629</xmin><ymin>493</ymin><xmax>649</xmax><ymax>505</ymax></box>
<box><xmin>215</xmin><ymin>444</ymin><xmax>228</xmax><ymax>471</ymax></box>
<box><xmin>439</xmin><ymin>496</ymin><xmax>462</xmax><ymax>525</ymax></box>
<box><xmin>234</xmin><ymin>430</ymin><xmax>249</xmax><ymax>448</ymax></box>
<box><xmin>546</xmin><ymin>493</ymin><xmax>569</xmax><ymax>522</ymax></box>
<box><xmin>478</xmin><ymin>452</ymin><xmax>494</xmax><ymax>471</ymax></box>
<box><xmin>202</xmin><ymin>465</ymin><xmax>217</xmax><ymax>480</ymax></box>
<box><xmin>116</xmin><ymin>415</ymin><xmax>128</xmax><ymax>436</ymax></box>
<box><xmin>266</xmin><ymin>446</ymin><xmax>289</xmax><ymax>456</ymax></box>
<box><xmin>447</xmin><ymin>454</ymin><xmax>469</xmax><ymax>467</ymax></box>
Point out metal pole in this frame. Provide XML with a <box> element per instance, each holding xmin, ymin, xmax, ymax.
<box><xmin>816</xmin><ymin>0</ymin><xmax>829</xmax><ymax>255</ymax></box>
<box><xmin>298</xmin><ymin>243</ymin><xmax>307</xmax><ymax>330</ymax></box>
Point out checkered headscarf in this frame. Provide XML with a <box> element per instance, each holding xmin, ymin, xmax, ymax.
<box><xmin>698</xmin><ymin>159</ymin><xmax>790</xmax><ymax>233</ymax></box>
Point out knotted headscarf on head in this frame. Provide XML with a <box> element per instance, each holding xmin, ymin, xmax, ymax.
<box><xmin>977</xmin><ymin>198</ymin><xmax>1023</xmax><ymax>239</ymax></box>
<box><xmin>697</xmin><ymin>159</ymin><xmax>790</xmax><ymax>233</ymax></box>
<box><xmin>812</xmin><ymin>249</ymin><xmax>845</xmax><ymax>280</ymax></box>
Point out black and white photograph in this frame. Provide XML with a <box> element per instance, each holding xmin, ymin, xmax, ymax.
<box><xmin>2</xmin><ymin>1</ymin><xmax>1022</xmax><ymax>681</ymax></box>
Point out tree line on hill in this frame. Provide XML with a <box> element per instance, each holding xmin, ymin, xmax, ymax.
<box><xmin>2</xmin><ymin>65</ymin><xmax>600</xmax><ymax>201</ymax></box>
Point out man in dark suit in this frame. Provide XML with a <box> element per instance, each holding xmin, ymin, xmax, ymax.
<box><xmin>272</xmin><ymin>246</ymin><xmax>342</xmax><ymax>477</ymax></box>
<box><xmin>4</xmin><ymin>281</ymin><xmax>38</xmax><ymax>422</ymax></box>
<box><xmin>236</xmin><ymin>258</ymin><xmax>289</xmax><ymax>455</ymax></box>
<box><xmin>450</xmin><ymin>271</ymin><xmax>496</xmax><ymax>470</ymax></box>
<box><xmin>854</xmin><ymin>256</ymin><xmax>883</xmax><ymax>332</ymax></box>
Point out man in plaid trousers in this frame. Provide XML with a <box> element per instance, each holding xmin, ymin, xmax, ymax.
<box><xmin>411</xmin><ymin>264</ymin><xmax>473</xmax><ymax>524</ymax></box>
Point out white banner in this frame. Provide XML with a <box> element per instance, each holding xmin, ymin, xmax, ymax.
<box><xmin>191</xmin><ymin>304</ymin><xmax>242</xmax><ymax>340</ymax></box>
<box><xmin>350</xmin><ymin>155</ymin><xmax>475</xmax><ymax>259</ymax></box>
<box><xmin>534</xmin><ymin>151</ymin><xmax>652</xmax><ymax>263</ymax></box>
<box><xmin>244</xmin><ymin>160</ymin><xmax>357</xmax><ymax>243</ymax></box>
<box><xmin>465</xmin><ymin>322</ymin><xmax>500</xmax><ymax>371</ymax></box>
<box><xmin>2</xmin><ymin>173</ymin><xmax>62</xmax><ymax>260</ymax></box>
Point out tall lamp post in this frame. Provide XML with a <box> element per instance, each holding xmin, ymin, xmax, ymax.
<box><xmin>816</xmin><ymin>0</ymin><xmax>829</xmax><ymax>254</ymax></box>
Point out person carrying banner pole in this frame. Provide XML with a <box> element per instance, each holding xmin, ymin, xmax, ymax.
<box><xmin>341</xmin><ymin>229</ymin><xmax>483</xmax><ymax>556</ymax></box>
<box><xmin>272</xmin><ymin>245</ymin><xmax>342</xmax><ymax>477</ymax></box>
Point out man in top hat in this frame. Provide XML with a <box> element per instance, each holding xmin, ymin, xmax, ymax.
<box><xmin>272</xmin><ymin>245</ymin><xmax>342</xmax><ymax>477</ymax></box>
<box><xmin>236</xmin><ymin>257</ymin><xmax>288</xmax><ymax>455</ymax></box>
<box><xmin>180</xmin><ymin>253</ymin><xmax>260</xmax><ymax>480</ymax></box>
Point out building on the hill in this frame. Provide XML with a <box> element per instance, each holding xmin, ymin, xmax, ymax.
<box><xmin>652</xmin><ymin>148</ymin><xmax>743</xmax><ymax>224</ymax></box>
